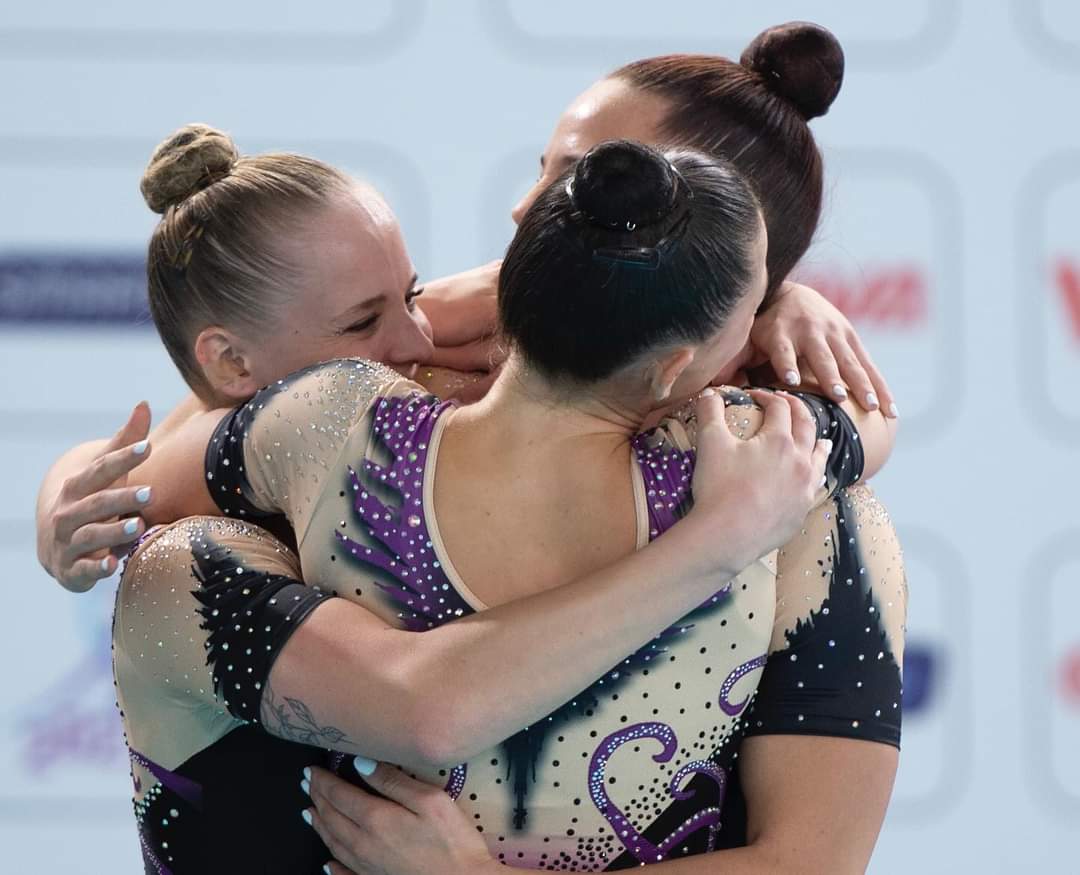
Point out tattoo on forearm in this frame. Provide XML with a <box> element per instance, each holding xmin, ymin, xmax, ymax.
<box><xmin>261</xmin><ymin>682</ymin><xmax>353</xmax><ymax>748</ymax></box>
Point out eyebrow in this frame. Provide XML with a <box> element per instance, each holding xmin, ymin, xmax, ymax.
<box><xmin>334</xmin><ymin>273</ymin><xmax>420</xmax><ymax>324</ymax></box>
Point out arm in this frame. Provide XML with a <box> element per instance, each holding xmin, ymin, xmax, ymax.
<box><xmin>230</xmin><ymin>390</ymin><xmax>831</xmax><ymax>768</ymax></box>
<box><xmin>417</xmin><ymin>260</ymin><xmax>504</xmax><ymax>372</ymax></box>
<box><xmin>306</xmin><ymin>734</ymin><xmax>897</xmax><ymax>875</ymax></box>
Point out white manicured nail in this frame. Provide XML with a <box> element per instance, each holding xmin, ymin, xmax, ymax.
<box><xmin>100</xmin><ymin>557</ymin><xmax>112</xmax><ymax>574</ymax></box>
<box><xmin>821</xmin><ymin>439</ymin><xmax>833</xmax><ymax>453</ymax></box>
<box><xmin>866</xmin><ymin>392</ymin><xmax>879</xmax><ymax>409</ymax></box>
<box><xmin>135</xmin><ymin>486</ymin><xmax>152</xmax><ymax>504</ymax></box>
<box><xmin>123</xmin><ymin>518</ymin><xmax>140</xmax><ymax>536</ymax></box>
<box><xmin>784</xmin><ymin>370</ymin><xmax>799</xmax><ymax>386</ymax></box>
<box><xmin>353</xmin><ymin>756</ymin><xmax>377</xmax><ymax>776</ymax></box>
<box><xmin>889</xmin><ymin>402</ymin><xmax>900</xmax><ymax>417</ymax></box>
<box><xmin>132</xmin><ymin>440</ymin><xmax>149</xmax><ymax>455</ymax></box>
<box><xmin>832</xmin><ymin>384</ymin><xmax>847</xmax><ymax>399</ymax></box>
<box><xmin>301</xmin><ymin>809</ymin><xmax>313</xmax><ymax>827</ymax></box>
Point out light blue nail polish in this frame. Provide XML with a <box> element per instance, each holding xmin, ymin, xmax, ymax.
<box><xmin>301</xmin><ymin>809</ymin><xmax>313</xmax><ymax>827</ymax></box>
<box><xmin>100</xmin><ymin>557</ymin><xmax>112</xmax><ymax>574</ymax></box>
<box><xmin>784</xmin><ymin>370</ymin><xmax>799</xmax><ymax>386</ymax></box>
<box><xmin>132</xmin><ymin>440</ymin><xmax>149</xmax><ymax>455</ymax></box>
<box><xmin>866</xmin><ymin>392</ymin><xmax>879</xmax><ymax>408</ymax></box>
<box><xmin>123</xmin><ymin>518</ymin><xmax>140</xmax><ymax>536</ymax></box>
<box><xmin>889</xmin><ymin>402</ymin><xmax>900</xmax><ymax>417</ymax></box>
<box><xmin>301</xmin><ymin>778</ymin><xmax>310</xmax><ymax>796</ymax></box>
<box><xmin>303</xmin><ymin>766</ymin><xmax>311</xmax><ymax>781</ymax></box>
<box><xmin>353</xmin><ymin>755</ymin><xmax>377</xmax><ymax>776</ymax></box>
<box><xmin>323</xmin><ymin>865</ymin><xmax>332</xmax><ymax>875</ymax></box>
<box><xmin>832</xmin><ymin>383</ymin><xmax>847</xmax><ymax>399</ymax></box>
<box><xmin>135</xmin><ymin>486</ymin><xmax>152</xmax><ymax>504</ymax></box>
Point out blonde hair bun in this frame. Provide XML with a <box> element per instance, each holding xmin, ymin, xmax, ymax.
<box><xmin>140</xmin><ymin>123</ymin><xmax>239</xmax><ymax>214</ymax></box>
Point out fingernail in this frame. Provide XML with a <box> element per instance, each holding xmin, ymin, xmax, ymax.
<box><xmin>135</xmin><ymin>486</ymin><xmax>152</xmax><ymax>504</ymax></box>
<box><xmin>700</xmin><ymin>387</ymin><xmax>716</xmax><ymax>397</ymax></box>
<box><xmin>302</xmin><ymin>766</ymin><xmax>311</xmax><ymax>781</ymax></box>
<box><xmin>323</xmin><ymin>866</ymin><xmax>332</xmax><ymax>875</ymax></box>
<box><xmin>832</xmin><ymin>384</ymin><xmax>847</xmax><ymax>400</ymax></box>
<box><xmin>889</xmin><ymin>402</ymin><xmax>899</xmax><ymax>417</ymax></box>
<box><xmin>865</xmin><ymin>392</ymin><xmax>879</xmax><ymax>409</ymax></box>
<box><xmin>301</xmin><ymin>778</ymin><xmax>310</xmax><ymax>796</ymax></box>
<box><xmin>100</xmin><ymin>557</ymin><xmax>112</xmax><ymax>574</ymax></box>
<box><xmin>820</xmin><ymin>475</ymin><xmax>828</xmax><ymax>488</ymax></box>
<box><xmin>301</xmin><ymin>809</ymin><xmax>313</xmax><ymax>827</ymax></box>
<box><xmin>784</xmin><ymin>370</ymin><xmax>799</xmax><ymax>386</ymax></box>
<box><xmin>821</xmin><ymin>439</ymin><xmax>833</xmax><ymax>453</ymax></box>
<box><xmin>123</xmin><ymin>518</ymin><xmax>140</xmax><ymax>536</ymax></box>
<box><xmin>353</xmin><ymin>755</ymin><xmax>377</xmax><ymax>776</ymax></box>
<box><xmin>132</xmin><ymin>440</ymin><xmax>149</xmax><ymax>455</ymax></box>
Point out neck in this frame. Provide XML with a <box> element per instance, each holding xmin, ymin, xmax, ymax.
<box><xmin>451</xmin><ymin>355</ymin><xmax>653</xmax><ymax>451</ymax></box>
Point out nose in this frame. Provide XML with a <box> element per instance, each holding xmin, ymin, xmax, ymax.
<box><xmin>510</xmin><ymin>183</ymin><xmax>541</xmax><ymax>226</ymax></box>
<box><xmin>386</xmin><ymin>312</ymin><xmax>435</xmax><ymax>372</ymax></box>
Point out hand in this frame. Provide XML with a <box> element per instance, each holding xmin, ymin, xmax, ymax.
<box><xmin>36</xmin><ymin>402</ymin><xmax>154</xmax><ymax>592</ymax></box>
<box><xmin>687</xmin><ymin>389</ymin><xmax>830</xmax><ymax>575</ymax></box>
<box><xmin>418</xmin><ymin>261</ymin><xmax>505</xmax><ymax>373</ymax></box>
<box><xmin>305</xmin><ymin>761</ymin><xmax>496</xmax><ymax>875</ymax></box>
<box><xmin>750</xmin><ymin>281</ymin><xmax>898</xmax><ymax>417</ymax></box>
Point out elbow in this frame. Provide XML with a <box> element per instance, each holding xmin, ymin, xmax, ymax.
<box><xmin>406</xmin><ymin>707</ymin><xmax>471</xmax><ymax>770</ymax></box>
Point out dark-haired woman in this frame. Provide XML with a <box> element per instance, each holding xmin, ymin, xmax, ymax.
<box><xmin>122</xmin><ymin>141</ymin><xmax>903</xmax><ymax>873</ymax></box>
<box><xmin>37</xmin><ymin>22</ymin><xmax>896</xmax><ymax>591</ymax></box>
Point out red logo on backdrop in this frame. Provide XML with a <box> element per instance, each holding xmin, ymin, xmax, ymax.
<box><xmin>1061</xmin><ymin>645</ymin><xmax>1080</xmax><ymax>706</ymax></box>
<box><xmin>796</xmin><ymin>264</ymin><xmax>929</xmax><ymax>328</ymax></box>
<box><xmin>1054</xmin><ymin>259</ymin><xmax>1080</xmax><ymax>344</ymax></box>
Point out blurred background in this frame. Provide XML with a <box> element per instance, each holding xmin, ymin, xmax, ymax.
<box><xmin>1</xmin><ymin>1</ymin><xmax>1077</xmax><ymax>872</ymax></box>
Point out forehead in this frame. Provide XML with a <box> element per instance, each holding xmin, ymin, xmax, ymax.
<box><xmin>284</xmin><ymin>185</ymin><xmax>413</xmax><ymax>314</ymax></box>
<box><xmin>547</xmin><ymin>77</ymin><xmax>670</xmax><ymax>159</ymax></box>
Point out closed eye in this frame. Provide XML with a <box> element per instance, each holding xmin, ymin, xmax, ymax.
<box><xmin>344</xmin><ymin>314</ymin><xmax>379</xmax><ymax>333</ymax></box>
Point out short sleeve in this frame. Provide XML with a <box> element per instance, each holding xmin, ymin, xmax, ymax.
<box><xmin>114</xmin><ymin>518</ymin><xmax>334</xmax><ymax>730</ymax></box>
<box><xmin>203</xmin><ymin>358</ymin><xmax>409</xmax><ymax>541</ymax></box>
<box><xmin>743</xmin><ymin>484</ymin><xmax>907</xmax><ymax>748</ymax></box>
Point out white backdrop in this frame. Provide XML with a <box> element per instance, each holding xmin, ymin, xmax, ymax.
<box><xmin>1</xmin><ymin>1</ymin><xmax>1077</xmax><ymax>872</ymax></box>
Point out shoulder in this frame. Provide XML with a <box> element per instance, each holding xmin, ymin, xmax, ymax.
<box><xmin>121</xmin><ymin>517</ymin><xmax>301</xmax><ymax>591</ymax></box>
<box><xmin>653</xmin><ymin>386</ymin><xmax>764</xmax><ymax>452</ymax></box>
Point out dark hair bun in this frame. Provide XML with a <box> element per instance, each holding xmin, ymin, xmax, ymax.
<box><xmin>140</xmin><ymin>123</ymin><xmax>239</xmax><ymax>214</ymax></box>
<box><xmin>570</xmin><ymin>140</ymin><xmax>680</xmax><ymax>230</ymax></box>
<box><xmin>740</xmin><ymin>22</ymin><xmax>844</xmax><ymax>120</ymax></box>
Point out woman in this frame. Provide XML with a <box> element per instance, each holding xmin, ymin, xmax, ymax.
<box><xmin>35</xmin><ymin>22</ymin><xmax>895</xmax><ymax>591</ymax></box>
<box><xmin>118</xmin><ymin>138</ymin><xmax>901</xmax><ymax>875</ymax></box>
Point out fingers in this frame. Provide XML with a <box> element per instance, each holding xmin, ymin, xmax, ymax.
<box><xmin>693</xmin><ymin>389</ymin><xmax>737</xmax><ymax>449</ymax></box>
<box><xmin>426</xmin><ymin>338</ymin><xmax>504</xmax><ymax>373</ymax></box>
<box><xmin>66</xmin><ymin>514</ymin><xmax>146</xmax><ymax>559</ymax></box>
<box><xmin>354</xmin><ymin>761</ymin><xmax>442</xmax><ymax>815</ymax></box>
<box><xmin>306</xmin><ymin>802</ymin><xmax>365</xmax><ymax>875</ymax></box>
<box><xmin>60</xmin><ymin>437</ymin><xmax>153</xmax><ymax>510</ymax></box>
<box><xmin>62</xmin><ymin>556</ymin><xmax>118</xmax><ymax>593</ymax></box>
<box><xmin>747</xmin><ymin>389</ymin><xmax>793</xmax><ymax>439</ymax></box>
<box><xmin>765</xmin><ymin>335</ymin><xmax>801</xmax><ymax>388</ymax></box>
<box><xmin>102</xmin><ymin>401</ymin><xmax>152</xmax><ymax>455</ymax></box>
<box><xmin>800</xmin><ymin>339</ymin><xmax>847</xmax><ymax>403</ymax></box>
<box><xmin>828</xmin><ymin>335</ymin><xmax>879</xmax><ymax>412</ymax></box>
<box><xmin>787</xmin><ymin>394</ymin><xmax>818</xmax><ymax>455</ymax></box>
<box><xmin>848</xmin><ymin>332</ymin><xmax>898</xmax><ymax>418</ymax></box>
<box><xmin>810</xmin><ymin>436</ymin><xmax>832</xmax><ymax>495</ymax></box>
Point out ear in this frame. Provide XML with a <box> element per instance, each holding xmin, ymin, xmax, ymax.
<box><xmin>647</xmin><ymin>347</ymin><xmax>696</xmax><ymax>403</ymax></box>
<box><xmin>193</xmin><ymin>327</ymin><xmax>260</xmax><ymax>402</ymax></box>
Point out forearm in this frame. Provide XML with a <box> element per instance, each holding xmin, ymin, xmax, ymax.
<box><xmin>270</xmin><ymin>515</ymin><xmax>740</xmax><ymax>768</ymax></box>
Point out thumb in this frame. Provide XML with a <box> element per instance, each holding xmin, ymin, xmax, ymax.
<box><xmin>354</xmin><ymin>760</ymin><xmax>439</xmax><ymax>815</ymax></box>
<box><xmin>692</xmin><ymin>389</ymin><xmax>737</xmax><ymax>454</ymax></box>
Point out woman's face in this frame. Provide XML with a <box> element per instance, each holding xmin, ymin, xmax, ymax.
<box><xmin>246</xmin><ymin>186</ymin><xmax>434</xmax><ymax>387</ymax></box>
<box><xmin>511</xmin><ymin>77</ymin><xmax>671</xmax><ymax>225</ymax></box>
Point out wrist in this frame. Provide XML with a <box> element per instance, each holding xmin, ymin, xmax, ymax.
<box><xmin>657</xmin><ymin>510</ymin><xmax>745</xmax><ymax>583</ymax></box>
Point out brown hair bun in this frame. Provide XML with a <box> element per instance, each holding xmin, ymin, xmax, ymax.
<box><xmin>740</xmin><ymin>22</ymin><xmax>844</xmax><ymax>120</ymax></box>
<box><xmin>140</xmin><ymin>123</ymin><xmax>239</xmax><ymax>214</ymax></box>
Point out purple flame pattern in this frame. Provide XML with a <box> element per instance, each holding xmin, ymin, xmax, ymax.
<box><xmin>718</xmin><ymin>654</ymin><xmax>768</xmax><ymax>717</ymax></box>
